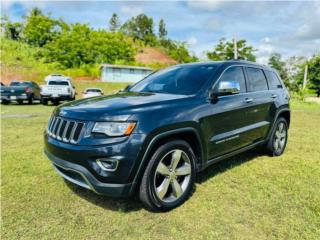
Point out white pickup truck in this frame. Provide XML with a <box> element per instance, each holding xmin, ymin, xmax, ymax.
<box><xmin>40</xmin><ymin>79</ymin><xmax>76</xmax><ymax>105</ymax></box>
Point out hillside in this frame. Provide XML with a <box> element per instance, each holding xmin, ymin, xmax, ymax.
<box><xmin>1</xmin><ymin>38</ymin><xmax>175</xmax><ymax>84</ymax></box>
<box><xmin>135</xmin><ymin>47</ymin><xmax>177</xmax><ymax>65</ymax></box>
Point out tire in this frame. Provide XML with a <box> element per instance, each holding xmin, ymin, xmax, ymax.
<box><xmin>1</xmin><ymin>100</ymin><xmax>9</xmax><ymax>105</ymax></box>
<box><xmin>265</xmin><ymin>117</ymin><xmax>288</xmax><ymax>156</ymax></box>
<box><xmin>52</xmin><ymin>100</ymin><xmax>60</xmax><ymax>105</ymax></box>
<box><xmin>139</xmin><ymin>140</ymin><xmax>196</xmax><ymax>211</ymax></box>
<box><xmin>17</xmin><ymin>100</ymin><xmax>23</xmax><ymax>105</ymax></box>
<box><xmin>41</xmin><ymin>99</ymin><xmax>48</xmax><ymax>105</ymax></box>
<box><xmin>28</xmin><ymin>95</ymin><xmax>34</xmax><ymax>104</ymax></box>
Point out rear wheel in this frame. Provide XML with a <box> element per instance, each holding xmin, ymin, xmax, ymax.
<box><xmin>1</xmin><ymin>100</ymin><xmax>9</xmax><ymax>105</ymax></box>
<box><xmin>41</xmin><ymin>98</ymin><xmax>48</xmax><ymax>105</ymax></box>
<box><xmin>265</xmin><ymin>117</ymin><xmax>288</xmax><ymax>156</ymax></box>
<box><xmin>28</xmin><ymin>95</ymin><xmax>34</xmax><ymax>104</ymax></box>
<box><xmin>139</xmin><ymin>140</ymin><xmax>196</xmax><ymax>211</ymax></box>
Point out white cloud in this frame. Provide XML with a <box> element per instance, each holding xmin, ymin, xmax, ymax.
<box><xmin>187</xmin><ymin>36</ymin><xmax>198</xmax><ymax>46</ymax></box>
<box><xmin>187</xmin><ymin>1</ymin><xmax>232</xmax><ymax>11</ymax></box>
<box><xmin>120</xmin><ymin>6</ymin><xmax>143</xmax><ymax>17</ymax></box>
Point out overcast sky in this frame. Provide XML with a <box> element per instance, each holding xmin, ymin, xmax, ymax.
<box><xmin>1</xmin><ymin>0</ymin><xmax>320</xmax><ymax>63</ymax></box>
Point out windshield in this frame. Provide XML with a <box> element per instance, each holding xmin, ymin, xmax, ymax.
<box><xmin>129</xmin><ymin>64</ymin><xmax>217</xmax><ymax>95</ymax></box>
<box><xmin>49</xmin><ymin>81</ymin><xmax>69</xmax><ymax>86</ymax></box>
<box><xmin>10</xmin><ymin>82</ymin><xmax>31</xmax><ymax>86</ymax></box>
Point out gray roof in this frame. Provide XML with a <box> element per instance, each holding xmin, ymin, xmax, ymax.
<box><xmin>100</xmin><ymin>64</ymin><xmax>152</xmax><ymax>71</ymax></box>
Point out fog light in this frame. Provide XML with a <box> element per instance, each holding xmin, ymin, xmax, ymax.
<box><xmin>96</xmin><ymin>158</ymin><xmax>119</xmax><ymax>172</ymax></box>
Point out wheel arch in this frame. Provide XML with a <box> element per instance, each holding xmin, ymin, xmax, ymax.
<box><xmin>130</xmin><ymin>127</ymin><xmax>205</xmax><ymax>195</ymax></box>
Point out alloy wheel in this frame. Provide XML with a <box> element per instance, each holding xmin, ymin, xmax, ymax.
<box><xmin>153</xmin><ymin>149</ymin><xmax>191</xmax><ymax>203</ymax></box>
<box><xmin>274</xmin><ymin>122</ymin><xmax>287</xmax><ymax>153</ymax></box>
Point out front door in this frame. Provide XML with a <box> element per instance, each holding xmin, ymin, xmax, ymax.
<box><xmin>200</xmin><ymin>66</ymin><xmax>253</xmax><ymax>160</ymax></box>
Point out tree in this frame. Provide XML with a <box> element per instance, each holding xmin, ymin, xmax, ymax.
<box><xmin>158</xmin><ymin>19</ymin><xmax>167</xmax><ymax>39</ymax></box>
<box><xmin>296</xmin><ymin>55</ymin><xmax>320</xmax><ymax>97</ymax></box>
<box><xmin>268</xmin><ymin>53</ymin><xmax>290</xmax><ymax>87</ymax></box>
<box><xmin>44</xmin><ymin>24</ymin><xmax>135</xmax><ymax>68</ymax></box>
<box><xmin>207</xmin><ymin>38</ymin><xmax>256</xmax><ymax>61</ymax></box>
<box><xmin>160</xmin><ymin>39</ymin><xmax>197</xmax><ymax>63</ymax></box>
<box><xmin>1</xmin><ymin>17</ymin><xmax>23</xmax><ymax>40</ymax></box>
<box><xmin>121</xmin><ymin>14</ymin><xmax>156</xmax><ymax>45</ymax></box>
<box><xmin>23</xmin><ymin>8</ymin><xmax>66</xmax><ymax>47</ymax></box>
<box><xmin>109</xmin><ymin>13</ymin><xmax>121</xmax><ymax>32</ymax></box>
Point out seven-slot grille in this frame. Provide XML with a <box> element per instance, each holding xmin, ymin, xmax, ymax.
<box><xmin>47</xmin><ymin>116</ymin><xmax>85</xmax><ymax>144</ymax></box>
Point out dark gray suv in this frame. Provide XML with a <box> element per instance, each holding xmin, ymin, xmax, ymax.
<box><xmin>44</xmin><ymin>60</ymin><xmax>290</xmax><ymax>211</ymax></box>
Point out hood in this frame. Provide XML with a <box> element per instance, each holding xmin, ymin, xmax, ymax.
<box><xmin>55</xmin><ymin>91</ymin><xmax>191</xmax><ymax>121</ymax></box>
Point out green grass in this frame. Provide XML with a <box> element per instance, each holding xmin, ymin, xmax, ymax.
<box><xmin>1</xmin><ymin>87</ymin><xmax>320</xmax><ymax>239</ymax></box>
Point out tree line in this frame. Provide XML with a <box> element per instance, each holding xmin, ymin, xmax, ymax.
<box><xmin>1</xmin><ymin>7</ymin><xmax>319</xmax><ymax>96</ymax></box>
<box><xmin>1</xmin><ymin>8</ymin><xmax>196</xmax><ymax>68</ymax></box>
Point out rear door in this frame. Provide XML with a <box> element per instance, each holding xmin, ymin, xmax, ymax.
<box><xmin>242</xmin><ymin>67</ymin><xmax>274</xmax><ymax>143</ymax></box>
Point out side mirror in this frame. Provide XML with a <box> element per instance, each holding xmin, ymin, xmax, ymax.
<box><xmin>217</xmin><ymin>81</ymin><xmax>240</xmax><ymax>95</ymax></box>
<box><xmin>209</xmin><ymin>81</ymin><xmax>240</xmax><ymax>102</ymax></box>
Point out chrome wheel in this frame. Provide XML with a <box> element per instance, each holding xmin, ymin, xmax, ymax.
<box><xmin>154</xmin><ymin>149</ymin><xmax>191</xmax><ymax>203</ymax></box>
<box><xmin>274</xmin><ymin>122</ymin><xmax>287</xmax><ymax>153</ymax></box>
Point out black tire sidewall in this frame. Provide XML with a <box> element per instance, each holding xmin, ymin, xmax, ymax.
<box><xmin>143</xmin><ymin>140</ymin><xmax>196</xmax><ymax>211</ymax></box>
<box><xmin>269</xmin><ymin>118</ymin><xmax>288</xmax><ymax>156</ymax></box>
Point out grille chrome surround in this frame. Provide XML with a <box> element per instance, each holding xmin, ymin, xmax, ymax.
<box><xmin>47</xmin><ymin>116</ymin><xmax>85</xmax><ymax>144</ymax></box>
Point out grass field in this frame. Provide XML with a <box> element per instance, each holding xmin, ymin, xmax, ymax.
<box><xmin>1</xmin><ymin>82</ymin><xmax>320</xmax><ymax>239</ymax></box>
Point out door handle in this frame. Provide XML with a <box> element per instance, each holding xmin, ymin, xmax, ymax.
<box><xmin>244</xmin><ymin>98</ymin><xmax>253</xmax><ymax>103</ymax></box>
<box><xmin>271</xmin><ymin>94</ymin><xmax>277</xmax><ymax>98</ymax></box>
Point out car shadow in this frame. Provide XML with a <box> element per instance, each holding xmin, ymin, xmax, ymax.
<box><xmin>65</xmin><ymin>148</ymin><xmax>263</xmax><ymax>212</ymax></box>
<box><xmin>196</xmin><ymin>148</ymin><xmax>262</xmax><ymax>184</ymax></box>
<box><xmin>64</xmin><ymin>180</ymin><xmax>143</xmax><ymax>212</ymax></box>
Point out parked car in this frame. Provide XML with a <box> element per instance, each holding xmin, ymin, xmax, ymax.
<box><xmin>40</xmin><ymin>79</ymin><xmax>76</xmax><ymax>105</ymax></box>
<box><xmin>44</xmin><ymin>60</ymin><xmax>290</xmax><ymax>211</ymax></box>
<box><xmin>45</xmin><ymin>74</ymin><xmax>72</xmax><ymax>82</ymax></box>
<box><xmin>82</xmin><ymin>88</ymin><xmax>103</xmax><ymax>98</ymax></box>
<box><xmin>1</xmin><ymin>81</ymin><xmax>41</xmax><ymax>105</ymax></box>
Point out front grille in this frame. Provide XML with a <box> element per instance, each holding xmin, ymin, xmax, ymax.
<box><xmin>47</xmin><ymin>116</ymin><xmax>85</xmax><ymax>144</ymax></box>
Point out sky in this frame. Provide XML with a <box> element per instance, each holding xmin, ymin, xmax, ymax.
<box><xmin>1</xmin><ymin>0</ymin><xmax>320</xmax><ymax>63</ymax></box>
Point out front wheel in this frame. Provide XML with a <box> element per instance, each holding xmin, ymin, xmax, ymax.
<box><xmin>139</xmin><ymin>140</ymin><xmax>196</xmax><ymax>211</ymax></box>
<box><xmin>265</xmin><ymin>117</ymin><xmax>288</xmax><ymax>156</ymax></box>
<box><xmin>28</xmin><ymin>95</ymin><xmax>34</xmax><ymax>104</ymax></box>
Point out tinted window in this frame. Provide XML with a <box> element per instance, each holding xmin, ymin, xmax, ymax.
<box><xmin>48</xmin><ymin>81</ymin><xmax>69</xmax><ymax>86</ymax></box>
<box><xmin>10</xmin><ymin>82</ymin><xmax>32</xmax><ymax>86</ymax></box>
<box><xmin>246</xmin><ymin>67</ymin><xmax>268</xmax><ymax>91</ymax></box>
<box><xmin>216</xmin><ymin>66</ymin><xmax>246</xmax><ymax>93</ymax></box>
<box><xmin>265</xmin><ymin>70</ymin><xmax>282</xmax><ymax>90</ymax></box>
<box><xmin>130</xmin><ymin>65</ymin><xmax>217</xmax><ymax>95</ymax></box>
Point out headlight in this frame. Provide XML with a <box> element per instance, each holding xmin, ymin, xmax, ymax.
<box><xmin>92</xmin><ymin>122</ymin><xmax>136</xmax><ymax>137</ymax></box>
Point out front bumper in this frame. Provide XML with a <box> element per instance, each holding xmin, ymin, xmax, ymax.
<box><xmin>44</xmin><ymin>131</ymin><xmax>147</xmax><ymax>197</ymax></box>
<box><xmin>45</xmin><ymin>150</ymin><xmax>134</xmax><ymax>197</ymax></box>
<box><xmin>41</xmin><ymin>94</ymin><xmax>73</xmax><ymax>101</ymax></box>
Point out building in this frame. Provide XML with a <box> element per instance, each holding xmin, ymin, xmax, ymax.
<box><xmin>100</xmin><ymin>64</ymin><xmax>153</xmax><ymax>83</ymax></box>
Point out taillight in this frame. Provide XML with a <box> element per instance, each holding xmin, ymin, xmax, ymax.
<box><xmin>25</xmin><ymin>87</ymin><xmax>30</xmax><ymax>93</ymax></box>
<box><xmin>67</xmin><ymin>88</ymin><xmax>71</xmax><ymax>93</ymax></box>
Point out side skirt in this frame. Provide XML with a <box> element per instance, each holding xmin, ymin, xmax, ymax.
<box><xmin>202</xmin><ymin>140</ymin><xmax>266</xmax><ymax>170</ymax></box>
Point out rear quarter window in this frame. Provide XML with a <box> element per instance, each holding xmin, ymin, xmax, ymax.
<box><xmin>265</xmin><ymin>70</ymin><xmax>283</xmax><ymax>90</ymax></box>
<box><xmin>246</xmin><ymin>67</ymin><xmax>269</xmax><ymax>92</ymax></box>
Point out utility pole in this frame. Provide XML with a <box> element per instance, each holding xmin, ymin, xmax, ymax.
<box><xmin>303</xmin><ymin>64</ymin><xmax>308</xmax><ymax>90</ymax></box>
<box><xmin>233</xmin><ymin>34</ymin><xmax>238</xmax><ymax>60</ymax></box>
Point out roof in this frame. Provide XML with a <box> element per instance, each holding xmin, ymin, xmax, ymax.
<box><xmin>100</xmin><ymin>64</ymin><xmax>153</xmax><ymax>71</ymax></box>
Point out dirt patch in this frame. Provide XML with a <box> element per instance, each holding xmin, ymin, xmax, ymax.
<box><xmin>74</xmin><ymin>76</ymin><xmax>100</xmax><ymax>81</ymax></box>
<box><xmin>135</xmin><ymin>47</ymin><xmax>177</xmax><ymax>65</ymax></box>
<box><xmin>1</xmin><ymin>114</ymin><xmax>38</xmax><ymax>119</ymax></box>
